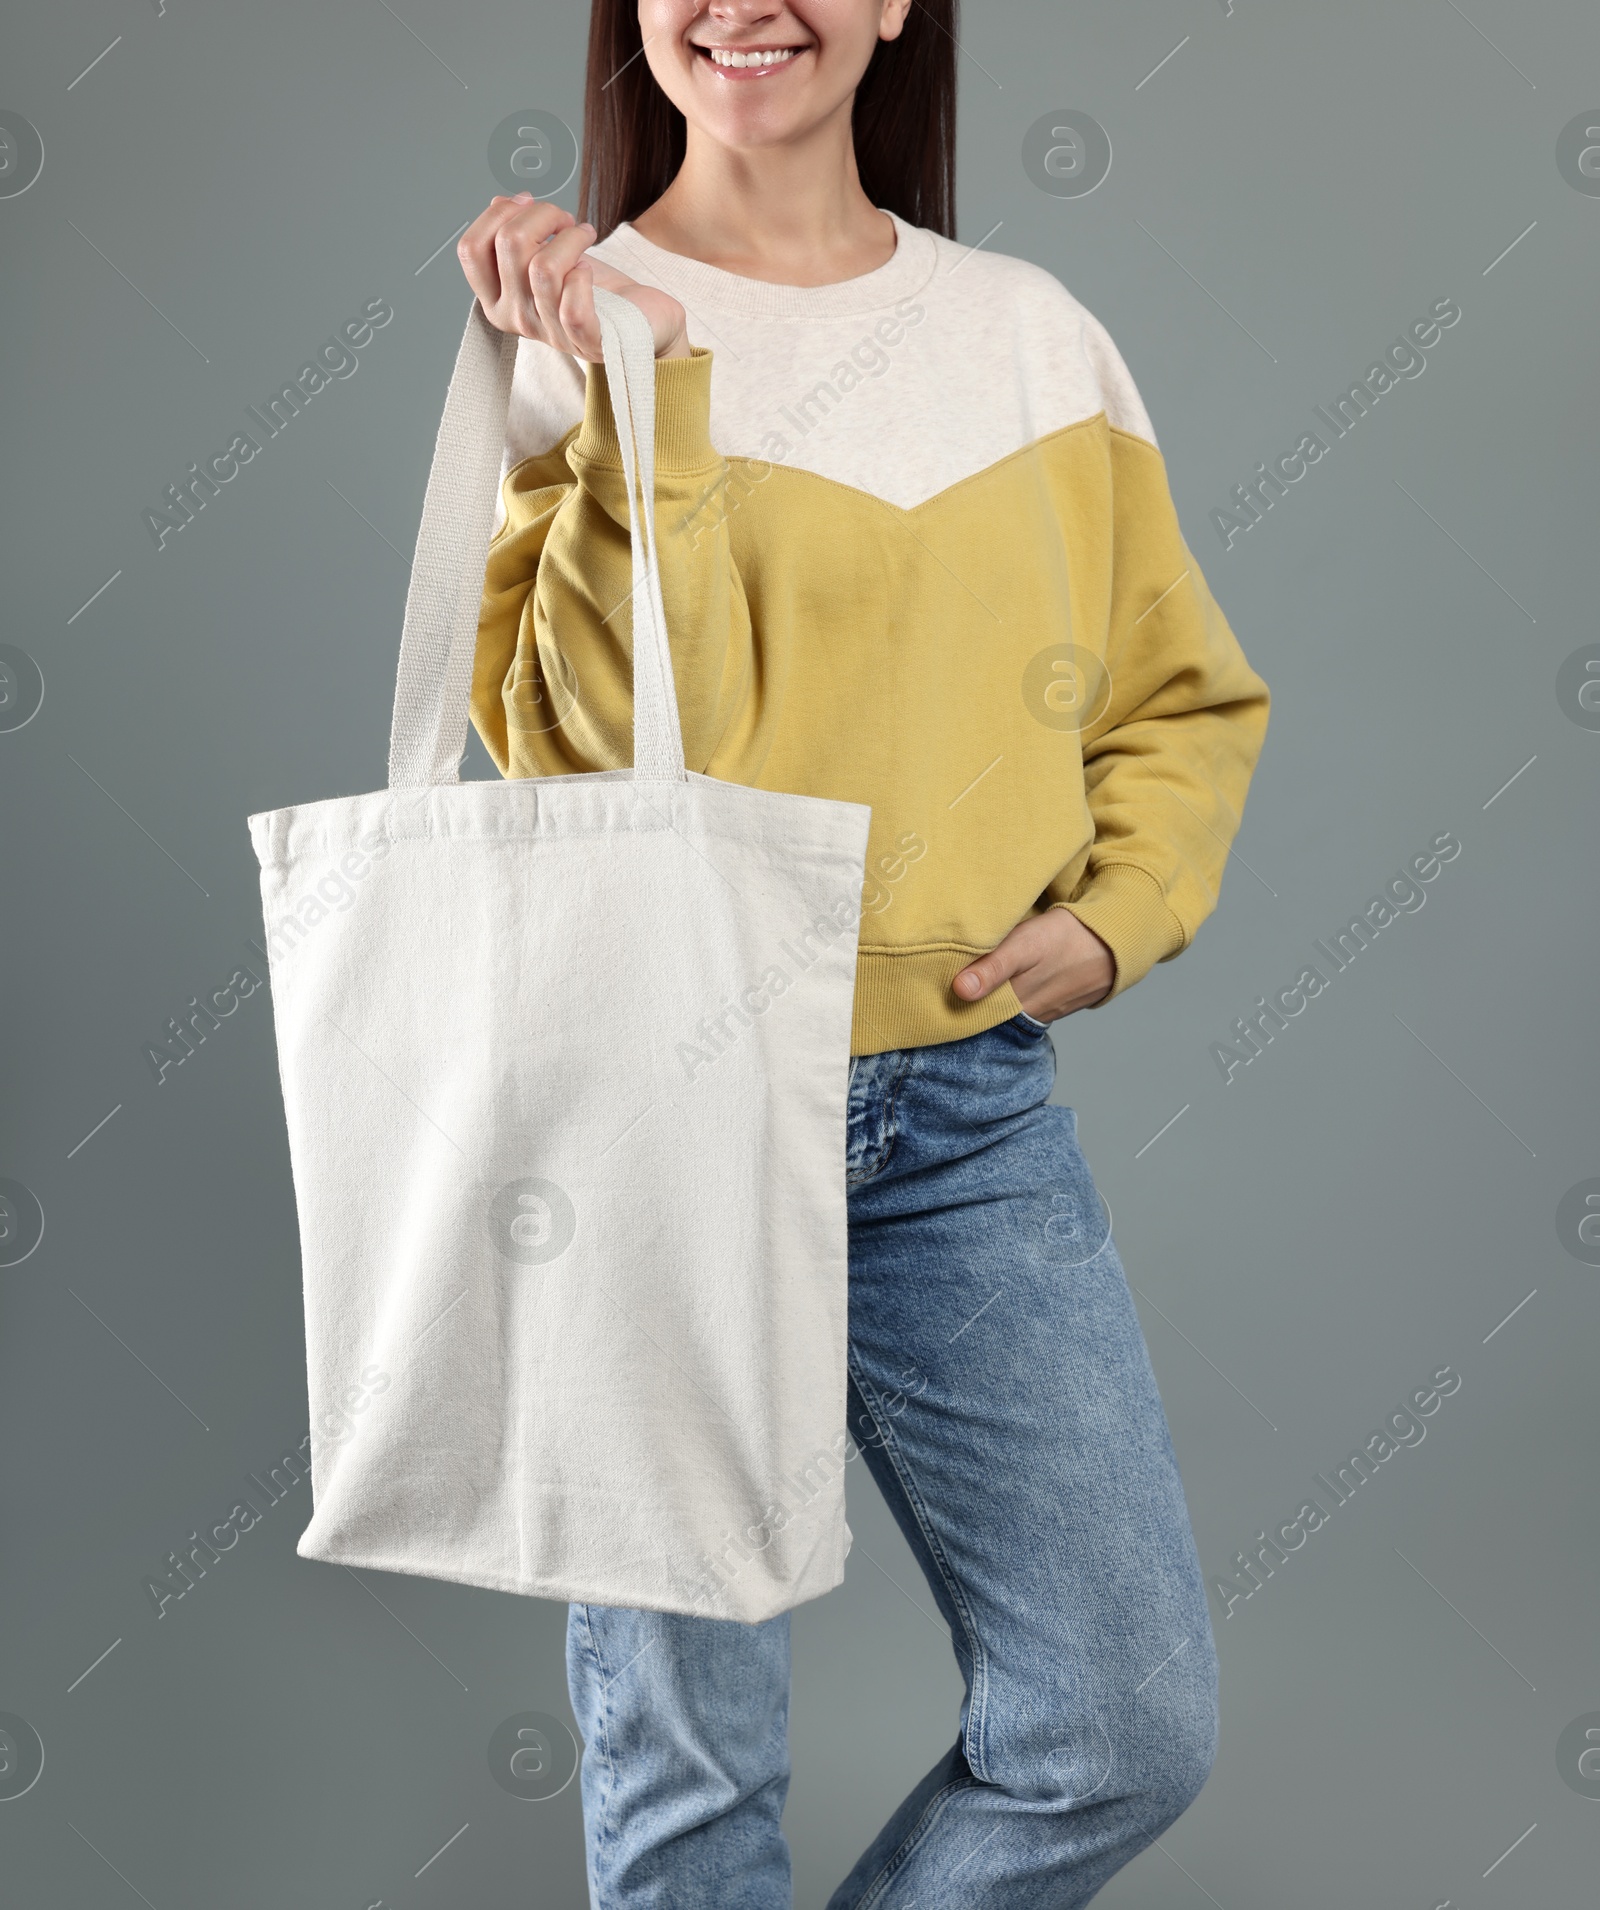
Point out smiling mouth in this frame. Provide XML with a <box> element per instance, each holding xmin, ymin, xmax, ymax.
<box><xmin>694</xmin><ymin>43</ymin><xmax>811</xmax><ymax>77</ymax></box>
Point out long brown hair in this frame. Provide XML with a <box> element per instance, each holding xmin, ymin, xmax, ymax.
<box><xmin>579</xmin><ymin>2</ymin><xmax>958</xmax><ymax>239</ymax></box>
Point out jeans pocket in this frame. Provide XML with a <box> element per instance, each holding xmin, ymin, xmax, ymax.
<box><xmin>1014</xmin><ymin>1009</ymin><xmax>1053</xmax><ymax>1035</ymax></box>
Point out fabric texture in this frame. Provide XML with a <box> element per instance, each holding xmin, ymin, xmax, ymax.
<box><xmin>567</xmin><ymin>1016</ymin><xmax>1218</xmax><ymax>1908</ymax></box>
<box><xmin>472</xmin><ymin>211</ymin><xmax>1270</xmax><ymax>1053</ymax></box>
<box><xmin>248</xmin><ymin>293</ymin><xmax>870</xmax><ymax>1619</ymax></box>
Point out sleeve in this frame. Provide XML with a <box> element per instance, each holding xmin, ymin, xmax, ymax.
<box><xmin>470</xmin><ymin>344</ymin><xmax>753</xmax><ymax>778</ymax></box>
<box><xmin>1043</xmin><ymin>321</ymin><xmax>1271</xmax><ymax>1005</ymax></box>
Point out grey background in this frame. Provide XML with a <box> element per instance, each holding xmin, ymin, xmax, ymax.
<box><xmin>2</xmin><ymin>1</ymin><xmax>1595</xmax><ymax>1904</ymax></box>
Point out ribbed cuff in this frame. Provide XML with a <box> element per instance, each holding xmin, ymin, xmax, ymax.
<box><xmin>1049</xmin><ymin>862</ymin><xmax>1187</xmax><ymax>1005</ymax></box>
<box><xmin>575</xmin><ymin>346</ymin><xmax>718</xmax><ymax>473</ymax></box>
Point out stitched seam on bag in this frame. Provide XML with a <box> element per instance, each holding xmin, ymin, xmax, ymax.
<box><xmin>847</xmin><ymin>1357</ymin><xmax>991</xmax><ymax>1778</ymax></box>
<box><xmin>372</xmin><ymin>824</ymin><xmax>862</xmax><ymax>856</ymax></box>
<box><xmin>854</xmin><ymin>1774</ymin><xmax>976</xmax><ymax>1909</ymax></box>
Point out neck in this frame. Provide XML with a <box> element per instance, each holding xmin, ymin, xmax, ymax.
<box><xmin>631</xmin><ymin>111</ymin><xmax>896</xmax><ymax>287</ymax></box>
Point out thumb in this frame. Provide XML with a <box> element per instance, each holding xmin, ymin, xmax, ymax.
<box><xmin>953</xmin><ymin>941</ymin><xmax>1020</xmax><ymax>1003</ymax></box>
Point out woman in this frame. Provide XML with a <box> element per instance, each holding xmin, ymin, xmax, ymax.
<box><xmin>459</xmin><ymin>1</ymin><xmax>1269</xmax><ymax>1903</ymax></box>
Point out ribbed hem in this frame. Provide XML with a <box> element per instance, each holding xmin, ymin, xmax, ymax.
<box><xmin>851</xmin><ymin>946</ymin><xmax>1032</xmax><ymax>1057</ymax></box>
<box><xmin>850</xmin><ymin>862</ymin><xmax>1188</xmax><ymax>1051</ymax></box>
<box><xmin>595</xmin><ymin>211</ymin><xmax>941</xmax><ymax>320</ymax></box>
<box><xmin>575</xmin><ymin>346</ymin><xmax>719</xmax><ymax>473</ymax></box>
<box><xmin>1050</xmin><ymin>862</ymin><xmax>1187</xmax><ymax>1006</ymax></box>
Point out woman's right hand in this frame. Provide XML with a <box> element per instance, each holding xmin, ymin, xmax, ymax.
<box><xmin>457</xmin><ymin>195</ymin><xmax>690</xmax><ymax>361</ymax></box>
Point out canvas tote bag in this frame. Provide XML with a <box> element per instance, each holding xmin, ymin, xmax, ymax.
<box><xmin>248</xmin><ymin>290</ymin><xmax>870</xmax><ymax>1621</ymax></box>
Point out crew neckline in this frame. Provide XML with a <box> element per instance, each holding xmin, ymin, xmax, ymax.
<box><xmin>599</xmin><ymin>209</ymin><xmax>939</xmax><ymax>319</ymax></box>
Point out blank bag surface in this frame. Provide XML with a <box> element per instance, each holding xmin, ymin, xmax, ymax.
<box><xmin>248</xmin><ymin>292</ymin><xmax>870</xmax><ymax>1620</ymax></box>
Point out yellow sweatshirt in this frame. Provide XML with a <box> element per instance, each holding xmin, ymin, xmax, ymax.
<box><xmin>471</xmin><ymin>212</ymin><xmax>1269</xmax><ymax>1055</ymax></box>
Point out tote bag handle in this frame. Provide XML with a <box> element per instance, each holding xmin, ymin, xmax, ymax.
<box><xmin>387</xmin><ymin>290</ymin><xmax>688</xmax><ymax>788</ymax></box>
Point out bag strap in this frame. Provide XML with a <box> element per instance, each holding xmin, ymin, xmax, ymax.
<box><xmin>592</xmin><ymin>287</ymin><xmax>687</xmax><ymax>784</ymax></box>
<box><xmin>387</xmin><ymin>292</ymin><xmax>687</xmax><ymax>788</ymax></box>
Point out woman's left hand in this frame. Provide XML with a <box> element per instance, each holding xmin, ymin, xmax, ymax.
<box><xmin>952</xmin><ymin>909</ymin><xmax>1116</xmax><ymax>1024</ymax></box>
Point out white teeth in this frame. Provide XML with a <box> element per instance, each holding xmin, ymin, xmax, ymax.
<box><xmin>708</xmin><ymin>46</ymin><xmax>799</xmax><ymax>69</ymax></box>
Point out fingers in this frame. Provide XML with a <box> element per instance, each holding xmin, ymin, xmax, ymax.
<box><xmin>458</xmin><ymin>196</ymin><xmax>588</xmax><ymax>339</ymax></box>
<box><xmin>954</xmin><ymin>910</ymin><xmax>1116</xmax><ymax>1018</ymax></box>
<box><xmin>457</xmin><ymin>196</ymin><xmax>566</xmax><ymax>316</ymax></box>
<box><xmin>526</xmin><ymin>224</ymin><xmax>603</xmax><ymax>359</ymax></box>
<box><xmin>585</xmin><ymin>264</ymin><xmax>689</xmax><ymax>359</ymax></box>
<box><xmin>953</xmin><ymin>914</ymin><xmax>1050</xmax><ymax>1003</ymax></box>
<box><xmin>459</xmin><ymin>208</ymin><xmax>687</xmax><ymax>360</ymax></box>
<box><xmin>953</xmin><ymin>943</ymin><xmax>1021</xmax><ymax>1002</ymax></box>
<box><xmin>556</xmin><ymin>258</ymin><xmax>602</xmax><ymax>362</ymax></box>
<box><xmin>455</xmin><ymin>202</ymin><xmax>508</xmax><ymax>309</ymax></box>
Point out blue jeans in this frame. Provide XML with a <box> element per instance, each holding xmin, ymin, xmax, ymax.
<box><xmin>566</xmin><ymin>1015</ymin><xmax>1218</xmax><ymax>1907</ymax></box>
